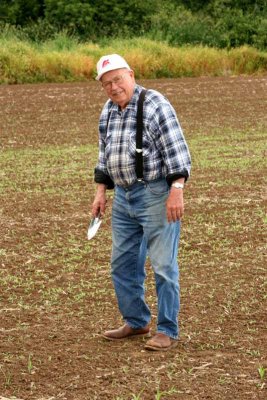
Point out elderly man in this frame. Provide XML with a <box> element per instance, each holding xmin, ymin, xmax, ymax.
<box><xmin>91</xmin><ymin>54</ymin><xmax>191</xmax><ymax>351</ymax></box>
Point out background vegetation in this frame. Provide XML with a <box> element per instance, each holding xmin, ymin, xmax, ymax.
<box><xmin>0</xmin><ymin>0</ymin><xmax>266</xmax><ymax>49</ymax></box>
<box><xmin>0</xmin><ymin>0</ymin><xmax>266</xmax><ymax>83</ymax></box>
<box><xmin>0</xmin><ymin>33</ymin><xmax>267</xmax><ymax>84</ymax></box>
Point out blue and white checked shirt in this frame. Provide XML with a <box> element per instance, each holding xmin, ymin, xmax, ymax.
<box><xmin>96</xmin><ymin>84</ymin><xmax>191</xmax><ymax>187</ymax></box>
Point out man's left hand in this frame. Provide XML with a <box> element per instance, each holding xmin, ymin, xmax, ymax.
<box><xmin>166</xmin><ymin>188</ymin><xmax>184</xmax><ymax>223</ymax></box>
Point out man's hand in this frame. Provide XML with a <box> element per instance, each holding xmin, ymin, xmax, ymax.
<box><xmin>91</xmin><ymin>184</ymin><xmax>107</xmax><ymax>218</ymax></box>
<box><xmin>166</xmin><ymin>185</ymin><xmax>184</xmax><ymax>223</ymax></box>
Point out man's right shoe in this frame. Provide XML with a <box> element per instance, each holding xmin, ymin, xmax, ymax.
<box><xmin>144</xmin><ymin>333</ymin><xmax>178</xmax><ymax>351</ymax></box>
<box><xmin>102</xmin><ymin>323</ymin><xmax>151</xmax><ymax>341</ymax></box>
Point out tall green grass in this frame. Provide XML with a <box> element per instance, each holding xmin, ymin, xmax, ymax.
<box><xmin>0</xmin><ymin>31</ymin><xmax>266</xmax><ymax>84</ymax></box>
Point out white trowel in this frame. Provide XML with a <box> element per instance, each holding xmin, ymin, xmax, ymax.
<box><xmin>87</xmin><ymin>213</ymin><xmax>102</xmax><ymax>240</ymax></box>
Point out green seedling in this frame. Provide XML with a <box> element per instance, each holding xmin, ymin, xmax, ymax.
<box><xmin>155</xmin><ymin>387</ymin><xmax>178</xmax><ymax>399</ymax></box>
<box><xmin>28</xmin><ymin>354</ymin><xmax>33</xmax><ymax>374</ymax></box>
<box><xmin>258</xmin><ymin>366</ymin><xmax>266</xmax><ymax>380</ymax></box>
<box><xmin>131</xmin><ymin>389</ymin><xmax>144</xmax><ymax>400</ymax></box>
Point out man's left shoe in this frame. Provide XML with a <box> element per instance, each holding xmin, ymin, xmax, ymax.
<box><xmin>144</xmin><ymin>333</ymin><xmax>178</xmax><ymax>351</ymax></box>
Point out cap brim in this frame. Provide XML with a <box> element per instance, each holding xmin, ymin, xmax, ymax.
<box><xmin>96</xmin><ymin>66</ymin><xmax>131</xmax><ymax>81</ymax></box>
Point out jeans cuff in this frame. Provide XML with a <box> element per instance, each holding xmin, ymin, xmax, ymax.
<box><xmin>126</xmin><ymin>321</ymin><xmax>150</xmax><ymax>330</ymax></box>
<box><xmin>157</xmin><ymin>329</ymin><xmax>178</xmax><ymax>340</ymax></box>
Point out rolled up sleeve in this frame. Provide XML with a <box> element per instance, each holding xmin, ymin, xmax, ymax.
<box><xmin>151</xmin><ymin>102</ymin><xmax>191</xmax><ymax>181</ymax></box>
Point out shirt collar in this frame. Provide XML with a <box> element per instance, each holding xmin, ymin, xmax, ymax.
<box><xmin>126</xmin><ymin>84</ymin><xmax>143</xmax><ymax>109</ymax></box>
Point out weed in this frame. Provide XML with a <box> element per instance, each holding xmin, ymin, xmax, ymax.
<box><xmin>247</xmin><ymin>349</ymin><xmax>261</xmax><ymax>357</ymax></box>
<box><xmin>0</xmin><ymin>366</ymin><xmax>12</xmax><ymax>387</ymax></box>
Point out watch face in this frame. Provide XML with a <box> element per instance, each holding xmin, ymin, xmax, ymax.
<box><xmin>172</xmin><ymin>183</ymin><xmax>184</xmax><ymax>189</ymax></box>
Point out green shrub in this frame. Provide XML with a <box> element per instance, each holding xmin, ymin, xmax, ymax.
<box><xmin>149</xmin><ymin>4</ymin><xmax>218</xmax><ymax>47</ymax></box>
<box><xmin>19</xmin><ymin>18</ymin><xmax>59</xmax><ymax>42</ymax></box>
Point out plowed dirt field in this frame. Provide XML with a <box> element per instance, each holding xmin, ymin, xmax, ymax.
<box><xmin>0</xmin><ymin>76</ymin><xmax>266</xmax><ymax>400</ymax></box>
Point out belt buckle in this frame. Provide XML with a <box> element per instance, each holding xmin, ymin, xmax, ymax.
<box><xmin>137</xmin><ymin>178</ymin><xmax>146</xmax><ymax>185</ymax></box>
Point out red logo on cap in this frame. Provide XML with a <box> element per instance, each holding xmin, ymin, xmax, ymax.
<box><xmin>102</xmin><ymin>59</ymin><xmax>110</xmax><ymax>68</ymax></box>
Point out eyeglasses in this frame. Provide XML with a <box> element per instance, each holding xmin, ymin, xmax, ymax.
<box><xmin>102</xmin><ymin>72</ymin><xmax>129</xmax><ymax>89</ymax></box>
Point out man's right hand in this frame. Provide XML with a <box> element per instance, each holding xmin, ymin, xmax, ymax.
<box><xmin>91</xmin><ymin>184</ymin><xmax>107</xmax><ymax>217</ymax></box>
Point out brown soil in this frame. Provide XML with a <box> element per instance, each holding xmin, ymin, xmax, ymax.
<box><xmin>0</xmin><ymin>76</ymin><xmax>266</xmax><ymax>400</ymax></box>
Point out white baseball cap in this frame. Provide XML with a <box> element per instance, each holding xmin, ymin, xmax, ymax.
<box><xmin>96</xmin><ymin>54</ymin><xmax>131</xmax><ymax>81</ymax></box>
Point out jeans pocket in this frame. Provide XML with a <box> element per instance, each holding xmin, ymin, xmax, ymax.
<box><xmin>146</xmin><ymin>179</ymin><xmax>169</xmax><ymax>195</ymax></box>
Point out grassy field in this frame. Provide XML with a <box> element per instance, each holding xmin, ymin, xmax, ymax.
<box><xmin>0</xmin><ymin>33</ymin><xmax>267</xmax><ymax>84</ymax></box>
<box><xmin>0</xmin><ymin>76</ymin><xmax>266</xmax><ymax>399</ymax></box>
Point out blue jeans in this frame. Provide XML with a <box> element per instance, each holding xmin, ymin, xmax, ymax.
<box><xmin>111</xmin><ymin>178</ymin><xmax>181</xmax><ymax>339</ymax></box>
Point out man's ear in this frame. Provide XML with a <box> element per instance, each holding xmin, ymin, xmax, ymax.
<box><xmin>129</xmin><ymin>70</ymin><xmax>135</xmax><ymax>79</ymax></box>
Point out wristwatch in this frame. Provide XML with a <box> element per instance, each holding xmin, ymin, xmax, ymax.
<box><xmin>171</xmin><ymin>182</ymin><xmax>184</xmax><ymax>189</ymax></box>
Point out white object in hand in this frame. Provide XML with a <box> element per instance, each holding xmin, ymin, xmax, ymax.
<box><xmin>87</xmin><ymin>215</ymin><xmax>102</xmax><ymax>240</ymax></box>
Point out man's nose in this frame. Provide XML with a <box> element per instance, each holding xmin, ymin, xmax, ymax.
<box><xmin>111</xmin><ymin>80</ymin><xmax>119</xmax><ymax>88</ymax></box>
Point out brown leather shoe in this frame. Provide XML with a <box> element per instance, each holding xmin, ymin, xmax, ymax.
<box><xmin>102</xmin><ymin>324</ymin><xmax>151</xmax><ymax>341</ymax></box>
<box><xmin>144</xmin><ymin>333</ymin><xmax>178</xmax><ymax>351</ymax></box>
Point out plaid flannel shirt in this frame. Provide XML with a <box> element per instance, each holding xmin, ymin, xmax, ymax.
<box><xmin>95</xmin><ymin>84</ymin><xmax>191</xmax><ymax>187</ymax></box>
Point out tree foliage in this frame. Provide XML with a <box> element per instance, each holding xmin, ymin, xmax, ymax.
<box><xmin>0</xmin><ymin>0</ymin><xmax>44</xmax><ymax>25</ymax></box>
<box><xmin>0</xmin><ymin>0</ymin><xmax>266</xmax><ymax>49</ymax></box>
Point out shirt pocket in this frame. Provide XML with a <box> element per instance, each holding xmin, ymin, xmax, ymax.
<box><xmin>128</xmin><ymin>130</ymin><xmax>151</xmax><ymax>159</ymax></box>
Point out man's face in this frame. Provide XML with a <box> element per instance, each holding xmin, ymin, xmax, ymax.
<box><xmin>101</xmin><ymin>68</ymin><xmax>135</xmax><ymax>109</ymax></box>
